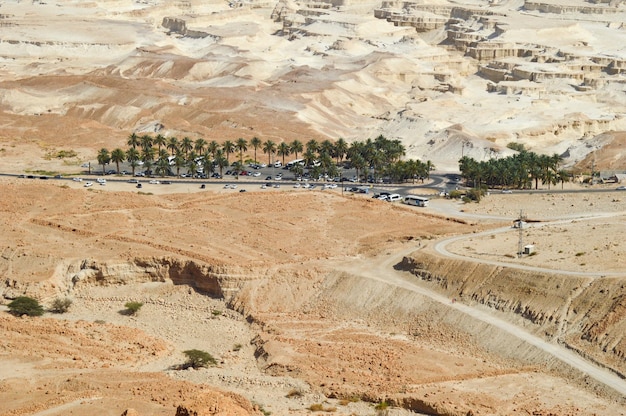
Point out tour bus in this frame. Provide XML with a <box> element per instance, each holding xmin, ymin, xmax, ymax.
<box><xmin>403</xmin><ymin>195</ymin><xmax>430</xmax><ymax>207</ymax></box>
<box><xmin>285</xmin><ymin>158</ymin><xmax>304</xmax><ymax>169</ymax></box>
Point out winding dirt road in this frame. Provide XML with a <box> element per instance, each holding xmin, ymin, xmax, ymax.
<box><xmin>336</xmin><ymin>205</ymin><xmax>626</xmax><ymax>398</ymax></box>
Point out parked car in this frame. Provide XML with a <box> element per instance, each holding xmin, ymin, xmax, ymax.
<box><xmin>84</xmin><ymin>182</ymin><xmax>93</xmax><ymax>187</ymax></box>
<box><xmin>200</xmin><ymin>184</ymin><xmax>206</xmax><ymax>189</ymax></box>
<box><xmin>149</xmin><ymin>180</ymin><xmax>160</xmax><ymax>184</ymax></box>
<box><xmin>136</xmin><ymin>183</ymin><xmax>142</xmax><ymax>189</ymax></box>
<box><xmin>127</xmin><ymin>179</ymin><xmax>138</xmax><ymax>183</ymax></box>
<box><xmin>73</xmin><ymin>177</ymin><xmax>83</xmax><ymax>182</ymax></box>
<box><xmin>96</xmin><ymin>178</ymin><xmax>106</xmax><ymax>184</ymax></box>
<box><xmin>617</xmin><ymin>186</ymin><xmax>626</xmax><ymax>190</ymax></box>
<box><xmin>387</xmin><ymin>194</ymin><xmax>402</xmax><ymax>202</ymax></box>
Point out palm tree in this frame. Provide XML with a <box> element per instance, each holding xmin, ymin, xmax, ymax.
<box><xmin>110</xmin><ymin>148</ymin><xmax>126</xmax><ymax>174</ymax></box>
<box><xmin>154</xmin><ymin>134</ymin><xmax>167</xmax><ymax>152</ymax></box>
<box><xmin>140</xmin><ymin>134</ymin><xmax>153</xmax><ymax>152</ymax></box>
<box><xmin>262</xmin><ymin>140</ymin><xmax>276</xmax><ymax>166</ymax></box>
<box><xmin>249</xmin><ymin>137</ymin><xmax>262</xmax><ymax>163</ymax></box>
<box><xmin>180</xmin><ymin>137</ymin><xmax>194</xmax><ymax>157</ymax></box>
<box><xmin>167</xmin><ymin>136</ymin><xmax>179</xmax><ymax>155</ymax></box>
<box><xmin>127</xmin><ymin>132</ymin><xmax>140</xmax><ymax>149</ymax></box>
<box><xmin>557</xmin><ymin>169</ymin><xmax>570</xmax><ymax>190</ymax></box>
<box><xmin>201</xmin><ymin>152</ymin><xmax>214</xmax><ymax>177</ymax></box>
<box><xmin>214</xmin><ymin>149</ymin><xmax>228</xmax><ymax>177</ymax></box>
<box><xmin>174</xmin><ymin>150</ymin><xmax>186</xmax><ymax>177</ymax></box>
<box><xmin>207</xmin><ymin>140</ymin><xmax>219</xmax><ymax>158</ymax></box>
<box><xmin>277</xmin><ymin>142</ymin><xmax>291</xmax><ymax>165</ymax></box>
<box><xmin>155</xmin><ymin>151</ymin><xmax>170</xmax><ymax>177</ymax></box>
<box><xmin>290</xmin><ymin>140</ymin><xmax>303</xmax><ymax>160</ymax></box>
<box><xmin>97</xmin><ymin>148</ymin><xmax>111</xmax><ymax>175</ymax></box>
<box><xmin>334</xmin><ymin>137</ymin><xmax>348</xmax><ymax>163</ymax></box>
<box><xmin>126</xmin><ymin>147</ymin><xmax>140</xmax><ymax>176</ymax></box>
<box><xmin>319</xmin><ymin>139</ymin><xmax>334</xmax><ymax>158</ymax></box>
<box><xmin>187</xmin><ymin>159</ymin><xmax>198</xmax><ymax>178</ymax></box>
<box><xmin>236</xmin><ymin>138</ymin><xmax>248</xmax><ymax>164</ymax></box>
<box><xmin>141</xmin><ymin>146</ymin><xmax>156</xmax><ymax>175</ymax></box>
<box><xmin>303</xmin><ymin>148</ymin><xmax>317</xmax><ymax>169</ymax></box>
<box><xmin>223</xmin><ymin>140</ymin><xmax>236</xmax><ymax>164</ymax></box>
<box><xmin>306</xmin><ymin>139</ymin><xmax>319</xmax><ymax>156</ymax></box>
<box><xmin>194</xmin><ymin>138</ymin><xmax>207</xmax><ymax>155</ymax></box>
<box><xmin>350</xmin><ymin>153</ymin><xmax>367</xmax><ymax>182</ymax></box>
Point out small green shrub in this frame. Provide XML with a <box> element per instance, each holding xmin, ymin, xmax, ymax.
<box><xmin>575</xmin><ymin>252</ymin><xmax>585</xmax><ymax>257</ymax></box>
<box><xmin>124</xmin><ymin>301</ymin><xmax>143</xmax><ymax>315</ymax></box>
<box><xmin>232</xmin><ymin>343</ymin><xmax>243</xmax><ymax>352</ymax></box>
<box><xmin>448</xmin><ymin>190</ymin><xmax>463</xmax><ymax>199</ymax></box>
<box><xmin>211</xmin><ymin>309</ymin><xmax>222</xmax><ymax>317</ymax></box>
<box><xmin>183</xmin><ymin>349</ymin><xmax>217</xmax><ymax>369</ymax></box>
<box><xmin>7</xmin><ymin>296</ymin><xmax>44</xmax><ymax>317</ymax></box>
<box><xmin>374</xmin><ymin>401</ymin><xmax>389</xmax><ymax>411</ymax></box>
<box><xmin>50</xmin><ymin>297</ymin><xmax>73</xmax><ymax>313</ymax></box>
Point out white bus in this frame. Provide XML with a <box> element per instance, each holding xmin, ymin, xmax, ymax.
<box><xmin>285</xmin><ymin>158</ymin><xmax>304</xmax><ymax>169</ymax></box>
<box><xmin>403</xmin><ymin>195</ymin><xmax>429</xmax><ymax>207</ymax></box>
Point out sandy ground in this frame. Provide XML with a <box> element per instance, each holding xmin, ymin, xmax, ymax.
<box><xmin>0</xmin><ymin>176</ymin><xmax>625</xmax><ymax>415</ymax></box>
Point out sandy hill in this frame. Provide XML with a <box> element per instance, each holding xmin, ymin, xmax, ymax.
<box><xmin>0</xmin><ymin>0</ymin><xmax>624</xmax><ymax>172</ymax></box>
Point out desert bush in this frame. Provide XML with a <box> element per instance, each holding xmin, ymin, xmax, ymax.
<box><xmin>448</xmin><ymin>190</ymin><xmax>463</xmax><ymax>199</ymax></box>
<box><xmin>232</xmin><ymin>343</ymin><xmax>243</xmax><ymax>352</ymax></box>
<box><xmin>7</xmin><ymin>296</ymin><xmax>44</xmax><ymax>317</ymax></box>
<box><xmin>50</xmin><ymin>297</ymin><xmax>73</xmax><ymax>313</ymax></box>
<box><xmin>286</xmin><ymin>389</ymin><xmax>303</xmax><ymax>398</ymax></box>
<box><xmin>211</xmin><ymin>309</ymin><xmax>222</xmax><ymax>317</ymax></box>
<box><xmin>338</xmin><ymin>396</ymin><xmax>360</xmax><ymax>406</ymax></box>
<box><xmin>182</xmin><ymin>349</ymin><xmax>217</xmax><ymax>369</ymax></box>
<box><xmin>124</xmin><ymin>301</ymin><xmax>143</xmax><ymax>315</ymax></box>
<box><xmin>308</xmin><ymin>403</ymin><xmax>336</xmax><ymax>412</ymax></box>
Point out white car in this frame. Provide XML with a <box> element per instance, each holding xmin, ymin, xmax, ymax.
<box><xmin>293</xmin><ymin>183</ymin><xmax>301</xmax><ymax>188</ymax></box>
<box><xmin>96</xmin><ymin>178</ymin><xmax>106</xmax><ymax>184</ymax></box>
<box><xmin>72</xmin><ymin>177</ymin><xmax>83</xmax><ymax>182</ymax></box>
<box><xmin>149</xmin><ymin>180</ymin><xmax>160</xmax><ymax>184</ymax></box>
<box><xmin>84</xmin><ymin>182</ymin><xmax>93</xmax><ymax>187</ymax></box>
<box><xmin>252</xmin><ymin>171</ymin><xmax>261</xmax><ymax>177</ymax></box>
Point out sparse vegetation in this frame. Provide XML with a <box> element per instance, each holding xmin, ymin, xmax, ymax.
<box><xmin>308</xmin><ymin>403</ymin><xmax>336</xmax><ymax>412</ymax></box>
<box><xmin>338</xmin><ymin>396</ymin><xmax>360</xmax><ymax>406</ymax></box>
<box><xmin>232</xmin><ymin>343</ymin><xmax>243</xmax><ymax>352</ymax></box>
<box><xmin>575</xmin><ymin>252</ymin><xmax>585</xmax><ymax>257</ymax></box>
<box><xmin>7</xmin><ymin>296</ymin><xmax>45</xmax><ymax>317</ymax></box>
<box><xmin>124</xmin><ymin>301</ymin><xmax>143</xmax><ymax>315</ymax></box>
<box><xmin>182</xmin><ymin>349</ymin><xmax>217</xmax><ymax>369</ymax></box>
<box><xmin>285</xmin><ymin>388</ymin><xmax>304</xmax><ymax>398</ymax></box>
<box><xmin>50</xmin><ymin>297</ymin><xmax>73</xmax><ymax>313</ymax></box>
<box><xmin>211</xmin><ymin>309</ymin><xmax>222</xmax><ymax>317</ymax></box>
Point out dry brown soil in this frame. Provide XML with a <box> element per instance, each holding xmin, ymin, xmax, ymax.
<box><xmin>0</xmin><ymin>176</ymin><xmax>625</xmax><ymax>416</ymax></box>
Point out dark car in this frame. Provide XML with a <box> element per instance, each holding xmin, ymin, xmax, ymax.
<box><xmin>266</xmin><ymin>176</ymin><xmax>272</xmax><ymax>180</ymax></box>
<box><xmin>162</xmin><ymin>181</ymin><xmax>172</xmax><ymax>185</ymax></box>
<box><xmin>200</xmin><ymin>184</ymin><xmax>206</xmax><ymax>189</ymax></box>
<box><xmin>136</xmin><ymin>183</ymin><xmax>142</xmax><ymax>189</ymax></box>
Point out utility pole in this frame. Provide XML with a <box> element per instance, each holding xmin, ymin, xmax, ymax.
<box><xmin>517</xmin><ymin>209</ymin><xmax>527</xmax><ymax>258</ymax></box>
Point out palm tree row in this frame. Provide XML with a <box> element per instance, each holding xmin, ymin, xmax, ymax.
<box><xmin>97</xmin><ymin>133</ymin><xmax>432</xmax><ymax>183</ymax></box>
<box><xmin>458</xmin><ymin>151</ymin><xmax>569</xmax><ymax>190</ymax></box>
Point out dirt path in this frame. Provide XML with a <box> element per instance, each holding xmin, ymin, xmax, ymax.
<box><xmin>332</xmin><ymin>242</ymin><xmax>626</xmax><ymax>398</ymax></box>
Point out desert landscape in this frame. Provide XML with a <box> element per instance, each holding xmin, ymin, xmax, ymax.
<box><xmin>1</xmin><ymin>0</ymin><xmax>626</xmax><ymax>415</ymax></box>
